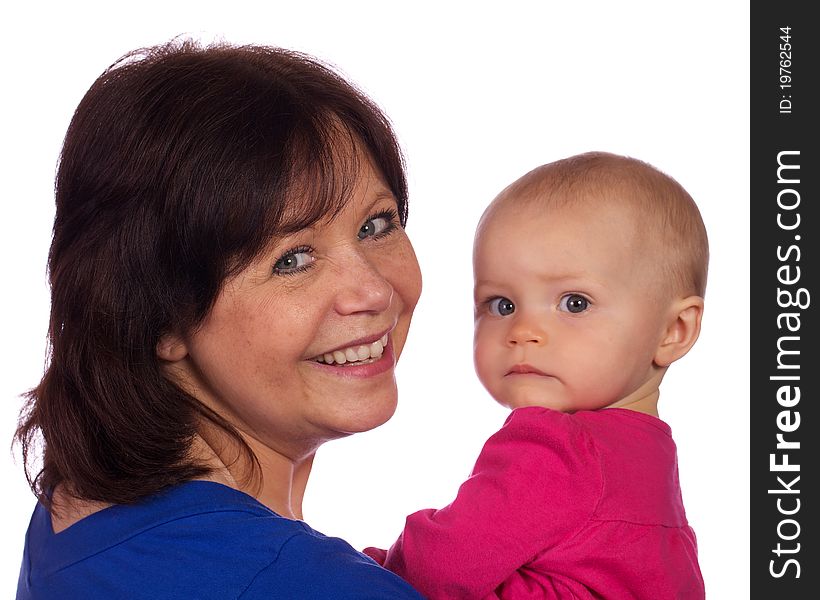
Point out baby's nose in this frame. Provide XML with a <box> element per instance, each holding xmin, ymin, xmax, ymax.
<box><xmin>506</xmin><ymin>316</ymin><xmax>545</xmax><ymax>345</ymax></box>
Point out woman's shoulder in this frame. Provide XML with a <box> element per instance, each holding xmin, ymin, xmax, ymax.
<box><xmin>241</xmin><ymin>529</ymin><xmax>424</xmax><ymax>599</ymax></box>
<box><xmin>155</xmin><ymin>481</ymin><xmax>424</xmax><ymax>598</ymax></box>
<box><xmin>131</xmin><ymin>479</ymin><xmax>316</xmax><ymax>541</ymax></box>
<box><xmin>21</xmin><ymin>481</ymin><xmax>423</xmax><ymax>599</ymax></box>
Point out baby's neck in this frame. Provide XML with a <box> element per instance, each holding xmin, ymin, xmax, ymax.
<box><xmin>605</xmin><ymin>392</ymin><xmax>660</xmax><ymax>417</ymax></box>
<box><xmin>603</xmin><ymin>376</ymin><xmax>661</xmax><ymax>417</ymax></box>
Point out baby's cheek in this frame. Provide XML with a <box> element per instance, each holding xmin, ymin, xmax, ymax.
<box><xmin>472</xmin><ymin>339</ymin><xmax>493</xmax><ymax>383</ymax></box>
<box><xmin>473</xmin><ymin>364</ymin><xmax>496</xmax><ymax>400</ymax></box>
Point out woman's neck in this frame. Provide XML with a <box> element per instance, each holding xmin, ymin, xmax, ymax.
<box><xmin>237</xmin><ymin>444</ymin><xmax>315</xmax><ymax>521</ymax></box>
<box><xmin>192</xmin><ymin>432</ymin><xmax>315</xmax><ymax>520</ymax></box>
<box><xmin>50</xmin><ymin>489</ymin><xmax>111</xmax><ymax>534</ymax></box>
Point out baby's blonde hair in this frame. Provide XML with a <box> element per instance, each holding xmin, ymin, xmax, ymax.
<box><xmin>491</xmin><ymin>151</ymin><xmax>709</xmax><ymax>298</ymax></box>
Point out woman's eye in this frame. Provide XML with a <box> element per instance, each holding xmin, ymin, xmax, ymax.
<box><xmin>558</xmin><ymin>293</ymin><xmax>590</xmax><ymax>314</ymax></box>
<box><xmin>488</xmin><ymin>297</ymin><xmax>516</xmax><ymax>316</ymax></box>
<box><xmin>272</xmin><ymin>246</ymin><xmax>315</xmax><ymax>275</ymax></box>
<box><xmin>358</xmin><ymin>210</ymin><xmax>398</xmax><ymax>240</ymax></box>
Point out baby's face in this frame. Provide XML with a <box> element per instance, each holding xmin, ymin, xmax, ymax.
<box><xmin>473</xmin><ymin>200</ymin><xmax>671</xmax><ymax>412</ymax></box>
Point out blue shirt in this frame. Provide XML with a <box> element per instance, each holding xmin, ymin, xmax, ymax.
<box><xmin>17</xmin><ymin>480</ymin><xmax>424</xmax><ymax>599</ymax></box>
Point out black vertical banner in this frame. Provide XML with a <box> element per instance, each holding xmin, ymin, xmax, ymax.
<box><xmin>750</xmin><ymin>4</ymin><xmax>817</xmax><ymax>598</ymax></box>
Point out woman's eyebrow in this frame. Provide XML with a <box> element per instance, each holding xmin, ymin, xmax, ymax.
<box><xmin>372</xmin><ymin>189</ymin><xmax>397</xmax><ymax>202</ymax></box>
<box><xmin>361</xmin><ymin>189</ymin><xmax>398</xmax><ymax>213</ymax></box>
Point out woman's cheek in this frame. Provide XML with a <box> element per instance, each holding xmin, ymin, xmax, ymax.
<box><xmin>389</xmin><ymin>235</ymin><xmax>422</xmax><ymax>306</ymax></box>
<box><xmin>378</xmin><ymin>236</ymin><xmax>422</xmax><ymax>356</ymax></box>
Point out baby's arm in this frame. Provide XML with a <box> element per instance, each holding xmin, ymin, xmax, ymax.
<box><xmin>374</xmin><ymin>407</ymin><xmax>600</xmax><ymax>599</ymax></box>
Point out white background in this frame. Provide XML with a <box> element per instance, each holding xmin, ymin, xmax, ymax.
<box><xmin>1</xmin><ymin>1</ymin><xmax>749</xmax><ymax>597</ymax></box>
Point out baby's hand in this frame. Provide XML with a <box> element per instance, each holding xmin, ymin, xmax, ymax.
<box><xmin>363</xmin><ymin>546</ymin><xmax>388</xmax><ymax>566</ymax></box>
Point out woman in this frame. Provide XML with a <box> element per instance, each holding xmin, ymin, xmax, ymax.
<box><xmin>16</xmin><ymin>40</ymin><xmax>424</xmax><ymax>599</ymax></box>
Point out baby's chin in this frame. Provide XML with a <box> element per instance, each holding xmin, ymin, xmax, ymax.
<box><xmin>494</xmin><ymin>392</ymin><xmax>577</xmax><ymax>413</ymax></box>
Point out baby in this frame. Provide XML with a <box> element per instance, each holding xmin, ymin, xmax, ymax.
<box><xmin>366</xmin><ymin>152</ymin><xmax>707</xmax><ymax>598</ymax></box>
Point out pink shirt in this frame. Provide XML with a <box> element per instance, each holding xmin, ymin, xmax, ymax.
<box><xmin>367</xmin><ymin>407</ymin><xmax>704</xmax><ymax>599</ymax></box>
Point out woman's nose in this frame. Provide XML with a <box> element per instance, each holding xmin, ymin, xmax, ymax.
<box><xmin>333</xmin><ymin>251</ymin><xmax>393</xmax><ymax>315</ymax></box>
<box><xmin>506</xmin><ymin>314</ymin><xmax>545</xmax><ymax>346</ymax></box>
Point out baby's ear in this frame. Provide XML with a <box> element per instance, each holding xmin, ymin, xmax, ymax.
<box><xmin>156</xmin><ymin>331</ymin><xmax>189</xmax><ymax>363</ymax></box>
<box><xmin>654</xmin><ymin>296</ymin><xmax>704</xmax><ymax>367</ymax></box>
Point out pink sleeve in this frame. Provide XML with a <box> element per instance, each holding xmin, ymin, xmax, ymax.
<box><xmin>362</xmin><ymin>546</ymin><xmax>387</xmax><ymax>565</ymax></box>
<box><xmin>381</xmin><ymin>407</ymin><xmax>602</xmax><ymax>599</ymax></box>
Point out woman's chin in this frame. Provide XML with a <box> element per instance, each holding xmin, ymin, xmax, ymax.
<box><xmin>328</xmin><ymin>389</ymin><xmax>400</xmax><ymax>436</ymax></box>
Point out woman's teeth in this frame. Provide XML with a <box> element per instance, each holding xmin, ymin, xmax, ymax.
<box><xmin>314</xmin><ymin>334</ymin><xmax>388</xmax><ymax>365</ymax></box>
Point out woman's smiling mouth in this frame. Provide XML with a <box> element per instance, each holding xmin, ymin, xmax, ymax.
<box><xmin>312</xmin><ymin>333</ymin><xmax>389</xmax><ymax>366</ymax></box>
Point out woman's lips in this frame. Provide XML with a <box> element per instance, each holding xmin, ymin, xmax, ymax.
<box><xmin>318</xmin><ymin>329</ymin><xmax>392</xmax><ymax>356</ymax></box>
<box><xmin>311</xmin><ymin>332</ymin><xmax>390</xmax><ymax>365</ymax></box>
<box><xmin>307</xmin><ymin>334</ymin><xmax>395</xmax><ymax>378</ymax></box>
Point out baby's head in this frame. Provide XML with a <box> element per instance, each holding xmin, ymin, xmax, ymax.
<box><xmin>473</xmin><ymin>151</ymin><xmax>708</xmax><ymax>415</ymax></box>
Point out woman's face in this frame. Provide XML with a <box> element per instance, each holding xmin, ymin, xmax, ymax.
<box><xmin>165</xmin><ymin>153</ymin><xmax>421</xmax><ymax>461</ymax></box>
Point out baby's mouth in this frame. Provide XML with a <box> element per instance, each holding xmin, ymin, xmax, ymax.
<box><xmin>311</xmin><ymin>333</ymin><xmax>389</xmax><ymax>366</ymax></box>
<box><xmin>506</xmin><ymin>364</ymin><xmax>548</xmax><ymax>376</ymax></box>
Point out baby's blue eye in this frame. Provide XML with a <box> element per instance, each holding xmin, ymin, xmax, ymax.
<box><xmin>273</xmin><ymin>247</ymin><xmax>314</xmax><ymax>275</ymax></box>
<box><xmin>559</xmin><ymin>293</ymin><xmax>589</xmax><ymax>313</ymax></box>
<box><xmin>488</xmin><ymin>297</ymin><xmax>515</xmax><ymax>316</ymax></box>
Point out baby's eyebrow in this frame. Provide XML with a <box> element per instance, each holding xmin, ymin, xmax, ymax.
<box><xmin>540</xmin><ymin>274</ymin><xmax>592</xmax><ymax>284</ymax></box>
<box><xmin>476</xmin><ymin>272</ymin><xmax>589</xmax><ymax>286</ymax></box>
<box><xmin>473</xmin><ymin>279</ymin><xmax>503</xmax><ymax>288</ymax></box>
<box><xmin>474</xmin><ymin>274</ymin><xmax>608</xmax><ymax>299</ymax></box>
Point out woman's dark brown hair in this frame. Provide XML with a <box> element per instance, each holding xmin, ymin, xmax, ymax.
<box><xmin>16</xmin><ymin>39</ymin><xmax>408</xmax><ymax>507</ymax></box>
